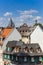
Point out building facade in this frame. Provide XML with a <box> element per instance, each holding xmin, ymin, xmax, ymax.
<box><xmin>30</xmin><ymin>25</ymin><xmax>43</xmax><ymax>51</ymax></box>
<box><xmin>3</xmin><ymin>40</ymin><xmax>43</xmax><ymax>65</ymax></box>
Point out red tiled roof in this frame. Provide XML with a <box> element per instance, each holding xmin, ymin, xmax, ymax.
<box><xmin>2</xmin><ymin>28</ymin><xmax>13</xmax><ymax>38</ymax></box>
<box><xmin>0</xmin><ymin>28</ymin><xmax>13</xmax><ymax>45</ymax></box>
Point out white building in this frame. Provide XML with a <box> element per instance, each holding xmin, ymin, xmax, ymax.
<box><xmin>0</xmin><ymin>46</ymin><xmax>4</xmax><ymax>65</ymax></box>
<box><xmin>30</xmin><ymin>25</ymin><xmax>43</xmax><ymax>51</ymax></box>
<box><xmin>2</xmin><ymin>28</ymin><xmax>22</xmax><ymax>51</ymax></box>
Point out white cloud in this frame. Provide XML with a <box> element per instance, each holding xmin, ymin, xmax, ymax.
<box><xmin>0</xmin><ymin>9</ymin><xmax>42</xmax><ymax>27</ymax></box>
<box><xmin>0</xmin><ymin>17</ymin><xmax>6</xmax><ymax>26</ymax></box>
<box><xmin>15</xmin><ymin>9</ymin><xmax>38</xmax><ymax>26</ymax></box>
<box><xmin>4</xmin><ymin>12</ymin><xmax>12</xmax><ymax>16</ymax></box>
<box><xmin>19</xmin><ymin>15</ymin><xmax>33</xmax><ymax>19</ymax></box>
<box><xmin>0</xmin><ymin>17</ymin><xmax>6</xmax><ymax>21</ymax></box>
<box><xmin>17</xmin><ymin>9</ymin><xmax>38</xmax><ymax>15</ymax></box>
<box><xmin>11</xmin><ymin>14</ymin><xmax>33</xmax><ymax>27</ymax></box>
<box><xmin>9</xmin><ymin>9</ymin><xmax>38</xmax><ymax>27</ymax></box>
<box><xmin>0</xmin><ymin>17</ymin><xmax>10</xmax><ymax>27</ymax></box>
<box><xmin>33</xmin><ymin>16</ymin><xmax>42</xmax><ymax>21</ymax></box>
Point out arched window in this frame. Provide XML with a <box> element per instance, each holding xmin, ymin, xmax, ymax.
<box><xmin>14</xmin><ymin>46</ymin><xmax>19</xmax><ymax>53</ymax></box>
<box><xmin>23</xmin><ymin>47</ymin><xmax>28</xmax><ymax>53</ymax></box>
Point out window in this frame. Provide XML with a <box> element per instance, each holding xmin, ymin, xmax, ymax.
<box><xmin>23</xmin><ymin>30</ymin><xmax>24</xmax><ymax>32</ymax></box>
<box><xmin>4</xmin><ymin>55</ymin><xmax>6</xmax><ymax>59</ymax></box>
<box><xmin>36</xmin><ymin>47</ymin><xmax>41</xmax><ymax>53</ymax></box>
<box><xmin>29</xmin><ymin>47</ymin><xmax>34</xmax><ymax>53</ymax></box>
<box><xmin>39</xmin><ymin>57</ymin><xmax>42</xmax><ymax>61</ymax></box>
<box><xmin>20</xmin><ymin>30</ymin><xmax>21</xmax><ymax>33</ymax></box>
<box><xmin>12</xmin><ymin>56</ymin><xmax>13</xmax><ymax>60</ymax></box>
<box><xmin>8</xmin><ymin>47</ymin><xmax>10</xmax><ymax>51</ymax></box>
<box><xmin>8</xmin><ymin>55</ymin><xmax>10</xmax><ymax>59</ymax></box>
<box><xmin>24</xmin><ymin>57</ymin><xmax>27</xmax><ymax>62</ymax></box>
<box><xmin>14</xmin><ymin>47</ymin><xmax>19</xmax><ymax>53</ymax></box>
<box><xmin>6</xmin><ymin>47</ymin><xmax>10</xmax><ymax>52</ymax></box>
<box><xmin>31</xmin><ymin>57</ymin><xmax>34</xmax><ymax>62</ymax></box>
<box><xmin>16</xmin><ymin>57</ymin><xmax>18</xmax><ymax>61</ymax></box>
<box><xmin>26</xmin><ymin>30</ymin><xmax>27</xmax><ymax>32</ymax></box>
<box><xmin>24</xmin><ymin>47</ymin><xmax>28</xmax><ymax>53</ymax></box>
<box><xmin>7</xmin><ymin>63</ymin><xmax>10</xmax><ymax>65</ymax></box>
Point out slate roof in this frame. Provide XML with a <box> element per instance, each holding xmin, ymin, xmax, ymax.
<box><xmin>4</xmin><ymin>40</ymin><xmax>43</xmax><ymax>56</ymax></box>
<box><xmin>6</xmin><ymin>40</ymin><xmax>23</xmax><ymax>47</ymax></box>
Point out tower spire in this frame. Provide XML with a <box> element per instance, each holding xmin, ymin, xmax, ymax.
<box><xmin>7</xmin><ymin>18</ymin><xmax>15</xmax><ymax>28</ymax></box>
<box><xmin>35</xmin><ymin>19</ymin><xmax>37</xmax><ymax>24</ymax></box>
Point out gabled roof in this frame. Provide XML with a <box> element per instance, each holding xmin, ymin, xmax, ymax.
<box><xmin>2</xmin><ymin>28</ymin><xmax>13</xmax><ymax>38</ymax></box>
<box><xmin>0</xmin><ymin>28</ymin><xmax>13</xmax><ymax>45</ymax></box>
<box><xmin>2</xmin><ymin>28</ymin><xmax>22</xmax><ymax>51</ymax></box>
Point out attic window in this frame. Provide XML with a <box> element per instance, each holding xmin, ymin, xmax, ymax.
<box><xmin>14</xmin><ymin>47</ymin><xmax>19</xmax><ymax>53</ymax></box>
<box><xmin>36</xmin><ymin>47</ymin><xmax>42</xmax><ymax>53</ymax></box>
<box><xmin>23</xmin><ymin>47</ymin><xmax>28</xmax><ymax>53</ymax></box>
<box><xmin>29</xmin><ymin>47</ymin><xmax>34</xmax><ymax>53</ymax></box>
<box><xmin>23</xmin><ymin>30</ymin><xmax>24</xmax><ymax>32</ymax></box>
<box><xmin>20</xmin><ymin>30</ymin><xmax>21</xmax><ymax>33</ymax></box>
<box><xmin>26</xmin><ymin>30</ymin><xmax>27</xmax><ymax>32</ymax></box>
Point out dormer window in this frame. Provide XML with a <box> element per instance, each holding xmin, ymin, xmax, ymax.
<box><xmin>36</xmin><ymin>47</ymin><xmax>42</xmax><ymax>53</ymax></box>
<box><xmin>20</xmin><ymin>30</ymin><xmax>21</xmax><ymax>33</ymax></box>
<box><xmin>29</xmin><ymin>47</ymin><xmax>34</xmax><ymax>53</ymax></box>
<box><xmin>26</xmin><ymin>30</ymin><xmax>27</xmax><ymax>32</ymax></box>
<box><xmin>23</xmin><ymin>47</ymin><xmax>28</xmax><ymax>53</ymax></box>
<box><xmin>14</xmin><ymin>46</ymin><xmax>19</xmax><ymax>53</ymax></box>
<box><xmin>23</xmin><ymin>30</ymin><xmax>24</xmax><ymax>32</ymax></box>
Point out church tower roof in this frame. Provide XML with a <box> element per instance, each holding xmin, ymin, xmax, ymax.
<box><xmin>7</xmin><ymin>18</ymin><xmax>15</xmax><ymax>28</ymax></box>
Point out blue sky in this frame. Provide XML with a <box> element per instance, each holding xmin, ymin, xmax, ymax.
<box><xmin>0</xmin><ymin>0</ymin><xmax>43</xmax><ymax>27</ymax></box>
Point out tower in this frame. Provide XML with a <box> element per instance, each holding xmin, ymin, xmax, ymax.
<box><xmin>7</xmin><ymin>18</ymin><xmax>15</xmax><ymax>28</ymax></box>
